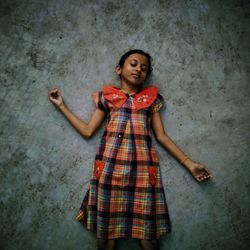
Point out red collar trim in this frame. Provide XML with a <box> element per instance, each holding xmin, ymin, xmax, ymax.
<box><xmin>102</xmin><ymin>85</ymin><xmax>158</xmax><ymax>110</ymax></box>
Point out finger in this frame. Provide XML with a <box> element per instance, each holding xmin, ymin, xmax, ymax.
<box><xmin>202</xmin><ymin>175</ymin><xmax>211</xmax><ymax>181</ymax></box>
<box><xmin>202</xmin><ymin>175</ymin><xmax>208</xmax><ymax>179</ymax></box>
<box><xmin>198</xmin><ymin>173</ymin><xmax>210</xmax><ymax>182</ymax></box>
<box><xmin>196</xmin><ymin>175</ymin><xmax>203</xmax><ymax>182</ymax></box>
<box><xmin>48</xmin><ymin>93</ymin><xmax>58</xmax><ymax>101</ymax></box>
<box><xmin>198</xmin><ymin>177</ymin><xmax>205</xmax><ymax>182</ymax></box>
<box><xmin>203</xmin><ymin>165</ymin><xmax>212</xmax><ymax>176</ymax></box>
<box><xmin>48</xmin><ymin>90</ymin><xmax>56</xmax><ymax>97</ymax></box>
<box><xmin>48</xmin><ymin>91</ymin><xmax>56</xmax><ymax>99</ymax></box>
<box><xmin>49</xmin><ymin>90</ymin><xmax>59</xmax><ymax>100</ymax></box>
<box><xmin>203</xmin><ymin>170</ymin><xmax>213</xmax><ymax>178</ymax></box>
<box><xmin>201</xmin><ymin>171</ymin><xmax>210</xmax><ymax>178</ymax></box>
<box><xmin>200</xmin><ymin>165</ymin><xmax>210</xmax><ymax>175</ymax></box>
<box><xmin>200</xmin><ymin>175</ymin><xmax>206</xmax><ymax>181</ymax></box>
<box><xmin>204</xmin><ymin>170</ymin><xmax>212</xmax><ymax>177</ymax></box>
<box><xmin>197</xmin><ymin>177</ymin><xmax>202</xmax><ymax>182</ymax></box>
<box><xmin>48</xmin><ymin>96</ymin><xmax>56</xmax><ymax>102</ymax></box>
<box><xmin>48</xmin><ymin>88</ymin><xmax>58</xmax><ymax>95</ymax></box>
<box><xmin>203</xmin><ymin>171</ymin><xmax>210</xmax><ymax>177</ymax></box>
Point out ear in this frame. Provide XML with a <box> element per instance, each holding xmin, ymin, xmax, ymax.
<box><xmin>115</xmin><ymin>64</ymin><xmax>122</xmax><ymax>76</ymax></box>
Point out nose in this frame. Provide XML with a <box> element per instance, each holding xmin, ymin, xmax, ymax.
<box><xmin>135</xmin><ymin>65</ymin><xmax>141</xmax><ymax>72</ymax></box>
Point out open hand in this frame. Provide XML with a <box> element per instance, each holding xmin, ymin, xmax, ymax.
<box><xmin>187</xmin><ymin>160</ymin><xmax>213</xmax><ymax>182</ymax></box>
<box><xmin>48</xmin><ymin>87</ymin><xmax>64</xmax><ymax>108</ymax></box>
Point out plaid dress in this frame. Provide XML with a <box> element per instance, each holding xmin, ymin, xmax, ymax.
<box><xmin>76</xmin><ymin>85</ymin><xmax>171</xmax><ymax>239</ymax></box>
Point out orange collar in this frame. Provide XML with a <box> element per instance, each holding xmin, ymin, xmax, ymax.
<box><xmin>102</xmin><ymin>85</ymin><xmax>158</xmax><ymax>110</ymax></box>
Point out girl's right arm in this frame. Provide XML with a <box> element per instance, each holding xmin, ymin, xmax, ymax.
<box><xmin>48</xmin><ymin>87</ymin><xmax>106</xmax><ymax>139</ymax></box>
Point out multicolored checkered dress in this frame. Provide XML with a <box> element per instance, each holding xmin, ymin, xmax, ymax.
<box><xmin>76</xmin><ymin>85</ymin><xmax>171</xmax><ymax>239</ymax></box>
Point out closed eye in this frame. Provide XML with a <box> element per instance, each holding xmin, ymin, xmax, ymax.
<box><xmin>129</xmin><ymin>60</ymin><xmax>148</xmax><ymax>72</ymax></box>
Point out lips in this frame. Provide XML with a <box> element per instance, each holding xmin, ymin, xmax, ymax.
<box><xmin>131</xmin><ymin>74</ymin><xmax>140</xmax><ymax>78</ymax></box>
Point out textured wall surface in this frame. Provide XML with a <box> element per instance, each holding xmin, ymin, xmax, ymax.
<box><xmin>0</xmin><ymin>0</ymin><xmax>249</xmax><ymax>249</ymax></box>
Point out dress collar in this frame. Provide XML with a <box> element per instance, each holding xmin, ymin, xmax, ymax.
<box><xmin>102</xmin><ymin>85</ymin><xmax>158</xmax><ymax>110</ymax></box>
<box><xmin>120</xmin><ymin>89</ymin><xmax>136</xmax><ymax>96</ymax></box>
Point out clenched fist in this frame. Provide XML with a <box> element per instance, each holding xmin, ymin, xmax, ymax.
<box><xmin>48</xmin><ymin>87</ymin><xmax>64</xmax><ymax>108</ymax></box>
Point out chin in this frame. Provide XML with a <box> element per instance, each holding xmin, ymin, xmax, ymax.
<box><xmin>131</xmin><ymin>78</ymin><xmax>145</xmax><ymax>85</ymax></box>
<box><xmin>123</xmin><ymin>76</ymin><xmax>145</xmax><ymax>87</ymax></box>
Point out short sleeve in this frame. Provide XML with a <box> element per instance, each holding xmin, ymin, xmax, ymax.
<box><xmin>152</xmin><ymin>93</ymin><xmax>165</xmax><ymax>113</ymax></box>
<box><xmin>92</xmin><ymin>91</ymin><xmax>109</xmax><ymax>112</ymax></box>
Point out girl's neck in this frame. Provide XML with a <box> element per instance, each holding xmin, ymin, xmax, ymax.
<box><xmin>120</xmin><ymin>82</ymin><xmax>143</xmax><ymax>95</ymax></box>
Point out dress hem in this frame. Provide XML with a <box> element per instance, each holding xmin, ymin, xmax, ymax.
<box><xmin>76</xmin><ymin>213</ymin><xmax>171</xmax><ymax>240</ymax></box>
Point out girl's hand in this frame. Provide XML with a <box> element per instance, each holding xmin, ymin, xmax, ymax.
<box><xmin>48</xmin><ymin>87</ymin><xmax>64</xmax><ymax>108</ymax></box>
<box><xmin>185</xmin><ymin>159</ymin><xmax>213</xmax><ymax>182</ymax></box>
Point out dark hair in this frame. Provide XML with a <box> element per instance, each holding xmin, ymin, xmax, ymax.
<box><xmin>118</xmin><ymin>49</ymin><xmax>153</xmax><ymax>77</ymax></box>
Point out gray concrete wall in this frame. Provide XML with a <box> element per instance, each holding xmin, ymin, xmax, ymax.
<box><xmin>0</xmin><ymin>0</ymin><xmax>249</xmax><ymax>249</ymax></box>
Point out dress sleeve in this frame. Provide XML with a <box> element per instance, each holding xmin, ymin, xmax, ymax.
<box><xmin>92</xmin><ymin>91</ymin><xmax>109</xmax><ymax>112</ymax></box>
<box><xmin>152</xmin><ymin>93</ymin><xmax>165</xmax><ymax>113</ymax></box>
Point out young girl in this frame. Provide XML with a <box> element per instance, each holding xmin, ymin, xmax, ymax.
<box><xmin>48</xmin><ymin>49</ymin><xmax>212</xmax><ymax>250</ymax></box>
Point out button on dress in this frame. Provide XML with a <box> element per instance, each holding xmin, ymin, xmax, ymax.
<box><xmin>76</xmin><ymin>85</ymin><xmax>171</xmax><ymax>239</ymax></box>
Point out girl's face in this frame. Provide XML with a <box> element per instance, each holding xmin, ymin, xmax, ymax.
<box><xmin>116</xmin><ymin>53</ymin><xmax>149</xmax><ymax>87</ymax></box>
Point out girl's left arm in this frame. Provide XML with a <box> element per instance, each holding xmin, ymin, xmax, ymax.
<box><xmin>151</xmin><ymin>112</ymin><xmax>212</xmax><ymax>182</ymax></box>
